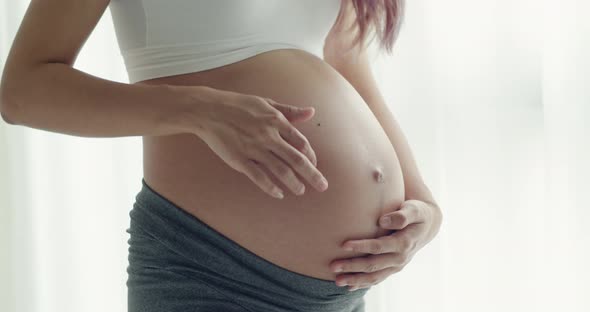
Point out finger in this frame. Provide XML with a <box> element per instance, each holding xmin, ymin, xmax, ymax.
<box><xmin>342</xmin><ymin>234</ymin><xmax>409</xmax><ymax>254</ymax></box>
<box><xmin>267</xmin><ymin>99</ymin><xmax>315</xmax><ymax>123</ymax></box>
<box><xmin>268</xmin><ymin>132</ymin><xmax>328</xmax><ymax>192</ymax></box>
<box><xmin>379</xmin><ymin>202</ymin><xmax>425</xmax><ymax>230</ymax></box>
<box><xmin>259</xmin><ymin>104</ymin><xmax>318</xmax><ymax>167</ymax></box>
<box><xmin>342</xmin><ymin>237</ymin><xmax>388</xmax><ymax>254</ymax></box>
<box><xmin>330</xmin><ymin>253</ymin><xmax>402</xmax><ymax>273</ymax></box>
<box><xmin>251</xmin><ymin>148</ymin><xmax>306</xmax><ymax>196</ymax></box>
<box><xmin>258</xmin><ymin>97</ymin><xmax>318</xmax><ymax>166</ymax></box>
<box><xmin>335</xmin><ymin>266</ymin><xmax>401</xmax><ymax>289</ymax></box>
<box><xmin>275</xmin><ymin>120</ymin><xmax>317</xmax><ymax>167</ymax></box>
<box><xmin>240</xmin><ymin>159</ymin><xmax>285</xmax><ymax>199</ymax></box>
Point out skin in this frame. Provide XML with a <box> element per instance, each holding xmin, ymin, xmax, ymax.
<box><xmin>0</xmin><ymin>0</ymin><xmax>443</xmax><ymax>293</ymax></box>
<box><xmin>323</xmin><ymin>0</ymin><xmax>443</xmax><ymax>290</ymax></box>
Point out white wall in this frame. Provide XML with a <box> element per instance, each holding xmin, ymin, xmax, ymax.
<box><xmin>1</xmin><ymin>0</ymin><xmax>588</xmax><ymax>311</ymax></box>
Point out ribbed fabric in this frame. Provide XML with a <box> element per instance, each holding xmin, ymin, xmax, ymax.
<box><xmin>108</xmin><ymin>0</ymin><xmax>341</xmax><ymax>83</ymax></box>
<box><xmin>127</xmin><ymin>178</ymin><xmax>369</xmax><ymax>312</ymax></box>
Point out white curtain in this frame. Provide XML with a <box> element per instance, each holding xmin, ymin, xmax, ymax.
<box><xmin>1</xmin><ymin>0</ymin><xmax>588</xmax><ymax>311</ymax></box>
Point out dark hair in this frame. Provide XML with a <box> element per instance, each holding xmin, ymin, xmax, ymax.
<box><xmin>335</xmin><ymin>0</ymin><xmax>406</xmax><ymax>54</ymax></box>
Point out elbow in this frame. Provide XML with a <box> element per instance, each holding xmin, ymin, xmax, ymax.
<box><xmin>1</xmin><ymin>61</ymin><xmax>30</xmax><ymax>125</ymax></box>
<box><xmin>0</xmin><ymin>86</ymin><xmax>19</xmax><ymax>125</ymax></box>
<box><xmin>0</xmin><ymin>67</ymin><xmax>27</xmax><ymax>125</ymax></box>
<box><xmin>0</xmin><ymin>111</ymin><xmax>15</xmax><ymax>125</ymax></box>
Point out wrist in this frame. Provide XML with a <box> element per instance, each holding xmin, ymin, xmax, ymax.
<box><xmin>162</xmin><ymin>84</ymin><xmax>228</xmax><ymax>137</ymax></box>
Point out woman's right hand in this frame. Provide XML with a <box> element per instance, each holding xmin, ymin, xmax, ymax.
<box><xmin>195</xmin><ymin>89</ymin><xmax>329</xmax><ymax>199</ymax></box>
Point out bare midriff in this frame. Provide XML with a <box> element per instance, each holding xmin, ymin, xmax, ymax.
<box><xmin>137</xmin><ymin>48</ymin><xmax>405</xmax><ymax>281</ymax></box>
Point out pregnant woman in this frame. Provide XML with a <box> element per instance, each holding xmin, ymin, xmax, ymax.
<box><xmin>0</xmin><ymin>0</ymin><xmax>443</xmax><ymax>311</ymax></box>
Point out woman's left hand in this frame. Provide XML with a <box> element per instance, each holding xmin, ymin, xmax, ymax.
<box><xmin>329</xmin><ymin>199</ymin><xmax>442</xmax><ymax>291</ymax></box>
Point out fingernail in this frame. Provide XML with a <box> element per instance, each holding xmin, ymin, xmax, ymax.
<box><xmin>380</xmin><ymin>217</ymin><xmax>391</xmax><ymax>226</ymax></box>
<box><xmin>332</xmin><ymin>265</ymin><xmax>343</xmax><ymax>272</ymax></box>
<box><xmin>296</xmin><ymin>184</ymin><xmax>305</xmax><ymax>195</ymax></box>
<box><xmin>273</xmin><ymin>189</ymin><xmax>284</xmax><ymax>199</ymax></box>
<box><xmin>319</xmin><ymin>177</ymin><xmax>328</xmax><ymax>190</ymax></box>
<box><xmin>336</xmin><ymin>280</ymin><xmax>348</xmax><ymax>287</ymax></box>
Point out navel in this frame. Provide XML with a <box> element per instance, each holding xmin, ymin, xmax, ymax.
<box><xmin>373</xmin><ymin>167</ymin><xmax>385</xmax><ymax>183</ymax></box>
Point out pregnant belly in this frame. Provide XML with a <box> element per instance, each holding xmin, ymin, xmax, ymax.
<box><xmin>138</xmin><ymin>48</ymin><xmax>406</xmax><ymax>281</ymax></box>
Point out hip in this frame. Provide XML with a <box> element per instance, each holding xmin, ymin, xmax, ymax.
<box><xmin>127</xmin><ymin>179</ymin><xmax>368</xmax><ymax>312</ymax></box>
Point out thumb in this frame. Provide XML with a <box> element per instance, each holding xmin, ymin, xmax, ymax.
<box><xmin>268</xmin><ymin>101</ymin><xmax>315</xmax><ymax>122</ymax></box>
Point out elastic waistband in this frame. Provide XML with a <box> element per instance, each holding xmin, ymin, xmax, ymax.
<box><xmin>132</xmin><ymin>178</ymin><xmax>369</xmax><ymax>303</ymax></box>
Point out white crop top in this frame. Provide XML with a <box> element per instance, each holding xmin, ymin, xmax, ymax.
<box><xmin>108</xmin><ymin>0</ymin><xmax>342</xmax><ymax>83</ymax></box>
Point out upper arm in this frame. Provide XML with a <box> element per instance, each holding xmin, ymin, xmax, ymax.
<box><xmin>1</xmin><ymin>0</ymin><xmax>110</xmax><ymax>85</ymax></box>
<box><xmin>0</xmin><ymin>0</ymin><xmax>109</xmax><ymax>114</ymax></box>
<box><xmin>6</xmin><ymin>0</ymin><xmax>111</xmax><ymax>67</ymax></box>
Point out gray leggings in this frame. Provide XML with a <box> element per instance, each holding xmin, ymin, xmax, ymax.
<box><xmin>127</xmin><ymin>179</ymin><xmax>369</xmax><ymax>312</ymax></box>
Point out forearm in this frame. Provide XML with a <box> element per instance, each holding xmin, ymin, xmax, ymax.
<box><xmin>0</xmin><ymin>62</ymin><xmax>219</xmax><ymax>138</ymax></box>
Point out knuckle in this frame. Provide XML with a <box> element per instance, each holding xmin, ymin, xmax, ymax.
<box><xmin>275</xmin><ymin>163</ymin><xmax>291</xmax><ymax>177</ymax></box>
<box><xmin>403</xmin><ymin>254</ymin><xmax>413</xmax><ymax>266</ymax></box>
<box><xmin>338</xmin><ymin>263</ymin><xmax>347</xmax><ymax>272</ymax></box>
<box><xmin>253</xmin><ymin>126</ymin><xmax>266</xmax><ymax>138</ymax></box>
<box><xmin>397</xmin><ymin>253</ymin><xmax>410</xmax><ymax>265</ymax></box>
<box><xmin>369</xmin><ymin>243</ymin><xmax>383</xmax><ymax>254</ymax></box>
<box><xmin>267</xmin><ymin>110</ymin><xmax>285</xmax><ymax>123</ymax></box>
<box><xmin>258</xmin><ymin>126</ymin><xmax>274</xmax><ymax>138</ymax></box>
<box><xmin>292</xmin><ymin>152</ymin><xmax>307</xmax><ymax>166</ymax></box>
<box><xmin>410</xmin><ymin>240</ymin><xmax>417</xmax><ymax>251</ymax></box>
<box><xmin>365</xmin><ymin>262</ymin><xmax>378</xmax><ymax>273</ymax></box>
<box><xmin>395</xmin><ymin>213</ymin><xmax>408</xmax><ymax>227</ymax></box>
<box><xmin>293</xmin><ymin>132</ymin><xmax>308</xmax><ymax>149</ymax></box>
<box><xmin>306</xmin><ymin>144</ymin><xmax>315</xmax><ymax>159</ymax></box>
<box><xmin>399</xmin><ymin>237</ymin><xmax>413</xmax><ymax>252</ymax></box>
<box><xmin>410</xmin><ymin>206</ymin><xmax>421</xmax><ymax>220</ymax></box>
<box><xmin>293</xmin><ymin>138</ymin><xmax>306</xmax><ymax>152</ymax></box>
<box><xmin>296</xmin><ymin>145</ymin><xmax>308</xmax><ymax>159</ymax></box>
